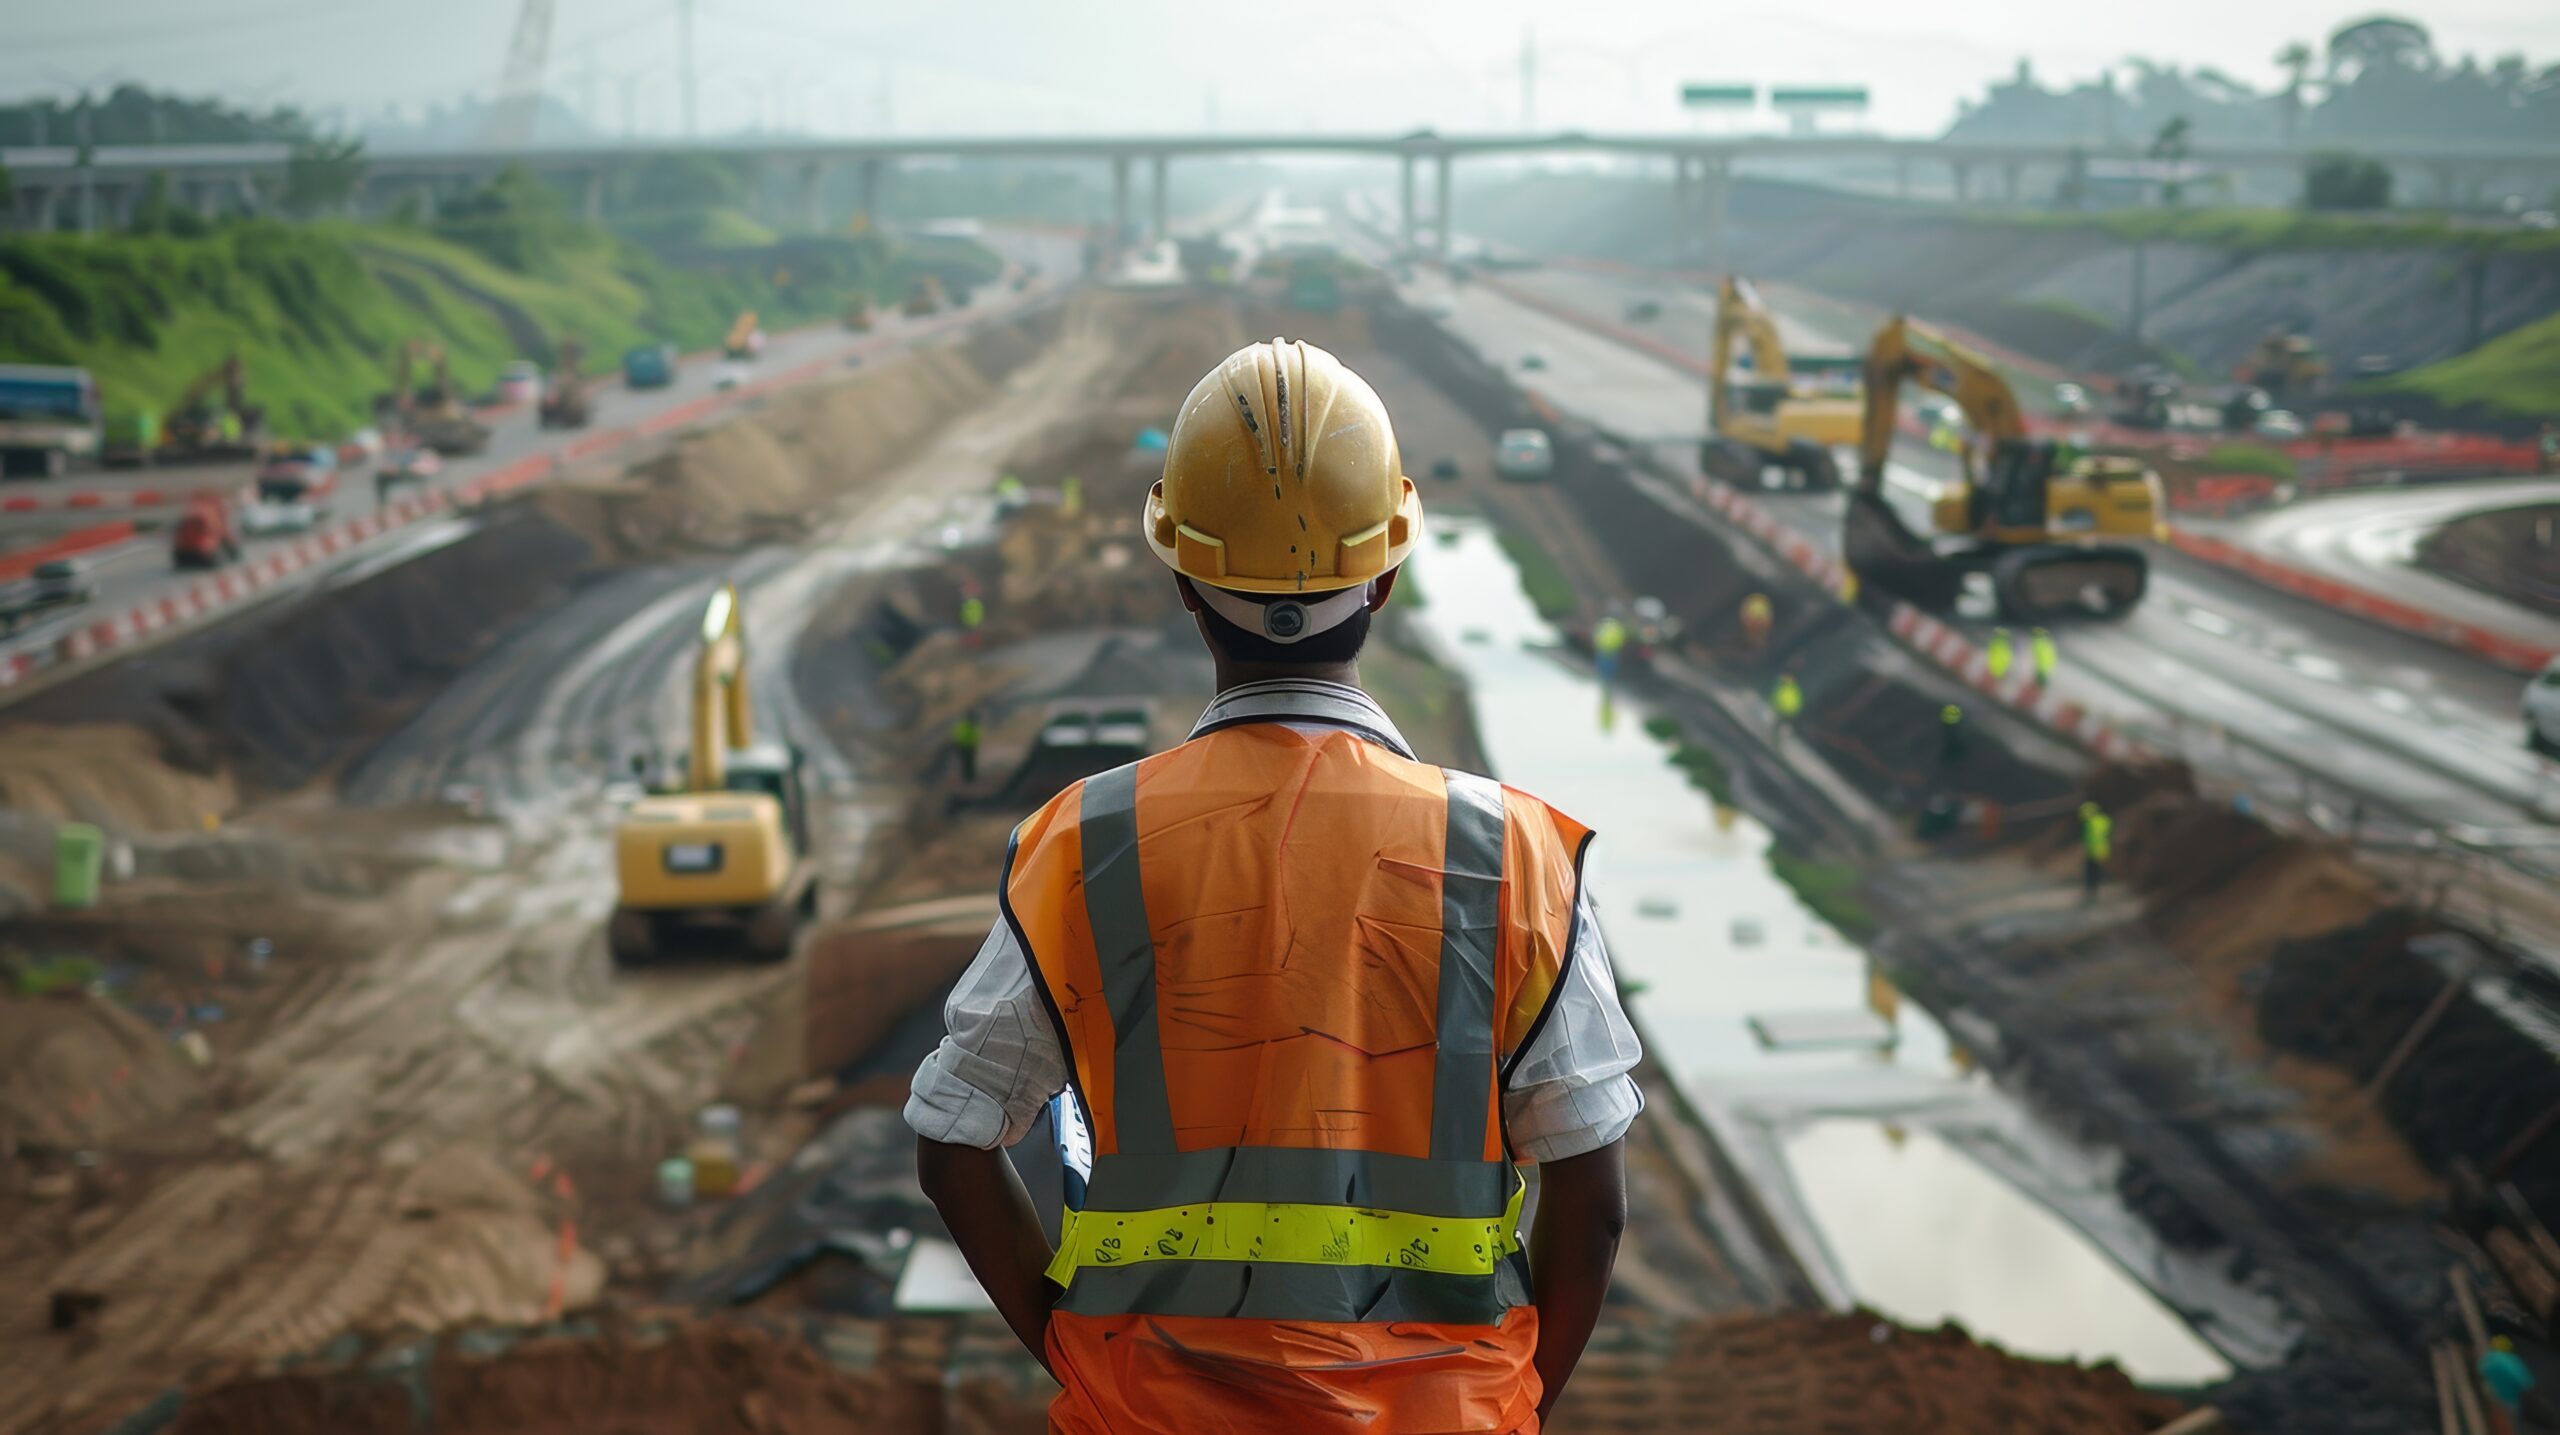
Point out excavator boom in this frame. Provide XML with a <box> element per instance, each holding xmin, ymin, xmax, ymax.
<box><xmin>688</xmin><ymin>584</ymin><xmax>751</xmax><ymax>794</ymax></box>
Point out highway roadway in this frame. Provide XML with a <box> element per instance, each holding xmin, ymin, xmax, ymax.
<box><xmin>0</xmin><ymin>230</ymin><xmax>1082</xmax><ymax>690</ymax></box>
<box><xmin>1335</xmin><ymin>224</ymin><xmax>2560</xmax><ymax>861</ymax></box>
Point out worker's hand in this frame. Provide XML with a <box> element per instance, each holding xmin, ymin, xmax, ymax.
<box><xmin>916</xmin><ymin>1136</ymin><xmax>1060</xmax><ymax>1377</ymax></box>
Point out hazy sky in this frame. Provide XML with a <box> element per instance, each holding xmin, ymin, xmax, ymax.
<box><xmin>8</xmin><ymin>0</ymin><xmax>2560</xmax><ymax>139</ymax></box>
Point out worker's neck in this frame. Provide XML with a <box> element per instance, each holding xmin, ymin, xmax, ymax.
<box><xmin>1212</xmin><ymin>656</ymin><xmax>1362</xmax><ymax>696</ymax></box>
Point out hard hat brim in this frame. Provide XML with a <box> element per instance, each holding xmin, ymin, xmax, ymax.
<box><xmin>1143</xmin><ymin>476</ymin><xmax>1424</xmax><ymax>595</ymax></box>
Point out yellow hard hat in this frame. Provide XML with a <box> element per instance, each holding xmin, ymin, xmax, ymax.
<box><xmin>1145</xmin><ymin>338</ymin><xmax>1421</xmax><ymax>596</ymax></box>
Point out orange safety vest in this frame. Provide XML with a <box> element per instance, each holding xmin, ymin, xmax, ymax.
<box><xmin>1003</xmin><ymin>721</ymin><xmax>1592</xmax><ymax>1435</ymax></box>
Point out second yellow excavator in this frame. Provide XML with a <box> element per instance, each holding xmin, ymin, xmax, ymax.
<box><xmin>1703</xmin><ymin>275</ymin><xmax>1863</xmax><ymax>491</ymax></box>
<box><xmin>1845</xmin><ymin>316</ymin><xmax>2164</xmax><ymax>621</ymax></box>
<box><xmin>609</xmin><ymin>583</ymin><xmax>817</xmax><ymax>965</ymax></box>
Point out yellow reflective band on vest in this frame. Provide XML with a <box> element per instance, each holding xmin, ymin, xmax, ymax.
<box><xmin>1047</xmin><ymin>1178</ymin><xmax>1527</xmax><ymax>1287</ymax></box>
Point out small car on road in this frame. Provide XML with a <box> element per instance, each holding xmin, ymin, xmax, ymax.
<box><xmin>1494</xmin><ymin>429</ymin><xmax>1555</xmax><ymax>482</ymax></box>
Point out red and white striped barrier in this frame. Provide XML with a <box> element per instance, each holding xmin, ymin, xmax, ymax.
<box><xmin>0</xmin><ymin>481</ymin><xmax>253</xmax><ymax>514</ymax></box>
<box><xmin>0</xmin><ymin>294</ymin><xmax>1042</xmax><ymax>696</ymax></box>
<box><xmin>2166</xmin><ymin>528</ymin><xmax>2557</xmax><ymax>674</ymax></box>
<box><xmin>1689</xmin><ymin>465</ymin><xmax>2145</xmax><ymax>762</ymax></box>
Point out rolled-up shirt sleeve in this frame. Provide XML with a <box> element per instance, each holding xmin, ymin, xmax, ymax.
<box><xmin>1502</xmin><ymin>892</ymin><xmax>1646</xmax><ymax>1164</ymax></box>
<box><xmin>904</xmin><ymin>920</ymin><xmax>1069</xmax><ymax>1150</ymax></box>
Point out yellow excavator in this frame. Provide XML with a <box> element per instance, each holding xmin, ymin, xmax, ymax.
<box><xmin>1703</xmin><ymin>275</ymin><xmax>1863</xmax><ymax>491</ymax></box>
<box><xmin>379</xmin><ymin>340</ymin><xmax>492</xmax><ymax>457</ymax></box>
<box><xmin>162</xmin><ymin>355</ymin><xmax>267</xmax><ymax>461</ymax></box>
<box><xmin>723</xmin><ymin>310</ymin><xmax>764</xmax><ymax>360</ymax></box>
<box><xmin>610</xmin><ymin>583</ymin><xmax>817</xmax><ymax>965</ymax></box>
<box><xmin>1844</xmin><ymin>316</ymin><xmax>2164</xmax><ymax>621</ymax></box>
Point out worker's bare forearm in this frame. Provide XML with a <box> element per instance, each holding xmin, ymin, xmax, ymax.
<box><xmin>915</xmin><ymin>1135</ymin><xmax>1058</xmax><ymax>1371</ymax></box>
<box><xmin>1526</xmin><ymin>1139</ymin><xmax>1628</xmax><ymax>1422</ymax></box>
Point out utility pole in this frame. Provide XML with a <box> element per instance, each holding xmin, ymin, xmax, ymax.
<box><xmin>76</xmin><ymin>92</ymin><xmax>95</xmax><ymax>237</ymax></box>
<box><xmin>677</xmin><ymin>0</ymin><xmax>698</xmax><ymax>138</ymax></box>
<box><xmin>1520</xmin><ymin>25</ymin><xmax>1536</xmax><ymax>133</ymax></box>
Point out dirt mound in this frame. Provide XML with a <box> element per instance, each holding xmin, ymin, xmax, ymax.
<box><xmin>1551</xmin><ymin>1308</ymin><xmax>2191</xmax><ymax>1434</ymax></box>
<box><xmin>2416</xmin><ymin>501</ymin><xmax>2560</xmax><ymax>616</ymax></box>
<box><xmin>0</xmin><ymin>990</ymin><xmax>205</xmax><ymax>1152</ymax></box>
<box><xmin>4</xmin><ymin>1146</ymin><xmax>600</xmax><ymax>1432</ymax></box>
<box><xmin>166</xmin><ymin>1315</ymin><xmax>1049</xmax><ymax>1435</ymax></box>
<box><xmin>547</xmin><ymin>306</ymin><xmax>1067</xmax><ymax>562</ymax></box>
<box><xmin>0</xmin><ymin>724</ymin><xmax>235</xmax><ymax>833</ymax></box>
<box><xmin>2262</xmin><ymin>910</ymin><xmax>2560</xmax><ymax>1213</ymax></box>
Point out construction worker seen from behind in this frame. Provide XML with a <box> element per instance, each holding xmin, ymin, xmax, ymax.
<box><xmin>1593</xmin><ymin>611</ymin><xmax>1628</xmax><ymax>687</ymax></box>
<box><xmin>950</xmin><ymin>708</ymin><xmax>983</xmax><ymax>785</ymax></box>
<box><xmin>1772</xmin><ymin>671</ymin><xmax>1803</xmax><ymax>744</ymax></box>
<box><xmin>1985</xmin><ymin>628</ymin><xmax>2014</xmax><ymax>682</ymax></box>
<box><xmin>1938</xmin><ymin>702</ymin><xmax>1966</xmax><ymax>766</ymax></box>
<box><xmin>2080</xmin><ymin>800</ymin><xmax>2113</xmax><ymax>899</ymax></box>
<box><xmin>908</xmin><ymin>338</ymin><xmax>1641</xmax><ymax>1434</ymax></box>
<box><xmin>2031</xmin><ymin>626</ymin><xmax>2058</xmax><ymax>686</ymax></box>
<box><xmin>1739</xmin><ymin>590</ymin><xmax>1773</xmax><ymax>652</ymax></box>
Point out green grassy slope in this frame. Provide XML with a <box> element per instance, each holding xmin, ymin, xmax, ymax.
<box><xmin>0</xmin><ymin>215</ymin><xmax>997</xmax><ymax>439</ymax></box>
<box><xmin>2379</xmin><ymin>310</ymin><xmax>2560</xmax><ymax>419</ymax></box>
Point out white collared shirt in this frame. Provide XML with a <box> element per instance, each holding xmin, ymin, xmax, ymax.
<box><xmin>903</xmin><ymin>679</ymin><xmax>1645</xmax><ymax>1163</ymax></box>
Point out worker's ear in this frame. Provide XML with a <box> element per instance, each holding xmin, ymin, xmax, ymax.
<box><xmin>1367</xmin><ymin>570</ymin><xmax>1399</xmax><ymax>612</ymax></box>
<box><xmin>1173</xmin><ymin>575</ymin><xmax>1204</xmax><ymax>614</ymax></box>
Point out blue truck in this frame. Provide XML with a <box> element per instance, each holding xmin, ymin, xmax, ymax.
<box><xmin>622</xmin><ymin>342</ymin><xmax>678</xmax><ymax>391</ymax></box>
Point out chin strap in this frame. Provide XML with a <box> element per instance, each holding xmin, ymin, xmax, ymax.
<box><xmin>1195</xmin><ymin>581</ymin><xmax>1374</xmax><ymax>644</ymax></box>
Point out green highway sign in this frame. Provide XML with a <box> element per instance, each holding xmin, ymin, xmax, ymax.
<box><xmin>1680</xmin><ymin>84</ymin><xmax>1756</xmax><ymax>107</ymax></box>
<box><xmin>1770</xmin><ymin>86</ymin><xmax>1870</xmax><ymax>108</ymax></box>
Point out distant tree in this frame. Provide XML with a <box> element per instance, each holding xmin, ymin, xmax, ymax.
<box><xmin>2303</xmin><ymin>152</ymin><xmax>2394</xmax><ymax>210</ymax></box>
<box><xmin>2149</xmin><ymin>116</ymin><xmax>2193</xmax><ymax>206</ymax></box>
<box><xmin>129</xmin><ymin>170</ymin><xmax>174</xmax><ymax>234</ymax></box>
<box><xmin>2275</xmin><ymin>41</ymin><xmax>2316</xmax><ymax>142</ymax></box>
<box><xmin>2327</xmin><ymin>17</ymin><xmax>2435</xmax><ymax>82</ymax></box>
<box><xmin>282</xmin><ymin>136</ymin><xmax>367</xmax><ymax>216</ymax></box>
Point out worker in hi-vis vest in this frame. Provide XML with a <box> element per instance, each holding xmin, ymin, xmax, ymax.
<box><xmin>908</xmin><ymin>340</ymin><xmax>1642</xmax><ymax>1433</ymax></box>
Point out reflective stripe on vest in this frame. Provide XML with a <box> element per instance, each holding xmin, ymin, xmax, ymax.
<box><xmin>1005</xmin><ymin>727</ymin><xmax>1587</xmax><ymax>1327</ymax></box>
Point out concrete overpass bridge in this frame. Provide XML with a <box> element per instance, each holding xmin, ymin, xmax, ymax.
<box><xmin>9</xmin><ymin>131</ymin><xmax>2559</xmax><ymax>259</ymax></box>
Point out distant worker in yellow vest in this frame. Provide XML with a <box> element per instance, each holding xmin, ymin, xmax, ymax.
<box><xmin>1772</xmin><ymin>670</ymin><xmax>1803</xmax><ymax>746</ymax></box>
<box><xmin>959</xmin><ymin>588</ymin><xmax>986</xmax><ymax>646</ymax></box>
<box><xmin>2030</xmin><ymin>627</ymin><xmax>2058</xmax><ymax>686</ymax></box>
<box><xmin>1985</xmin><ymin>629</ymin><xmax>2014</xmax><ymax>683</ymax></box>
<box><xmin>995</xmin><ymin>472</ymin><xmax>1027</xmax><ymax>514</ymax></box>
<box><xmin>1593</xmin><ymin>613</ymin><xmax>1628</xmax><ymax>687</ymax></box>
<box><xmin>1938</xmin><ymin>703</ymin><xmax>1966</xmax><ymax>766</ymax></box>
<box><xmin>2079</xmin><ymin>800</ymin><xmax>2112</xmax><ymax>899</ymax></box>
<box><xmin>950</xmin><ymin>708</ymin><xmax>983</xmax><ymax>785</ymax></box>
<box><xmin>908</xmin><ymin>338</ymin><xmax>1639</xmax><ymax>1435</ymax></box>
<box><xmin>1739</xmin><ymin>591</ymin><xmax>1773</xmax><ymax>652</ymax></box>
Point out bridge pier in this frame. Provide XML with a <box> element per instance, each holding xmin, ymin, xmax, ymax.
<box><xmin>1434</xmin><ymin>152</ymin><xmax>1453</xmax><ymax>261</ymax></box>
<box><xmin>2001</xmin><ymin>161</ymin><xmax>2022</xmax><ymax>204</ymax></box>
<box><xmin>1671</xmin><ymin>155</ymin><xmax>1693</xmax><ymax>265</ymax></box>
<box><xmin>1951</xmin><ymin>160</ymin><xmax>1972</xmax><ymax>204</ymax></box>
<box><xmin>1111</xmin><ymin>154</ymin><xmax>1132</xmax><ymax>260</ymax></box>
<box><xmin>1697</xmin><ymin>157</ymin><xmax>1730</xmax><ymax>272</ymax></box>
<box><xmin>798</xmin><ymin>159</ymin><xmax>825</xmax><ymax>232</ymax></box>
<box><xmin>1400</xmin><ymin>153</ymin><xmax>1417</xmax><ymax>254</ymax></box>
<box><xmin>857</xmin><ymin>159</ymin><xmax>884</xmax><ymax>229</ymax></box>
<box><xmin>1151</xmin><ymin>153</ymin><xmax>1169</xmax><ymax>243</ymax></box>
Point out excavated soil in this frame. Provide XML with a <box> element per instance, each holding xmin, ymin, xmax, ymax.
<box><xmin>2415</xmin><ymin>500</ymin><xmax>2560</xmax><ymax>616</ymax></box>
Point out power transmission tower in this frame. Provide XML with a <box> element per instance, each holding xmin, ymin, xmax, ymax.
<box><xmin>1520</xmin><ymin>25</ymin><xmax>1536</xmax><ymax>132</ymax></box>
<box><xmin>489</xmin><ymin>0</ymin><xmax>555</xmax><ymax>147</ymax></box>
<box><xmin>678</xmin><ymin>0</ymin><xmax>699</xmax><ymax>137</ymax></box>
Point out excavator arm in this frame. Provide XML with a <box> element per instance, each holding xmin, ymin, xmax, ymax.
<box><xmin>1855</xmin><ymin>316</ymin><xmax>2027</xmax><ymax>496</ymax></box>
<box><xmin>1711</xmin><ymin>276</ymin><xmax>1795</xmax><ymax>429</ymax></box>
<box><xmin>688</xmin><ymin>584</ymin><xmax>751</xmax><ymax>794</ymax></box>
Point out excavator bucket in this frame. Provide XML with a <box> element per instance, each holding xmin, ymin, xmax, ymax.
<box><xmin>1843</xmin><ymin>490</ymin><xmax>1966</xmax><ymax>611</ymax></box>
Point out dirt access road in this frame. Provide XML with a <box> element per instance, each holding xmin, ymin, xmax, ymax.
<box><xmin>0</xmin><ymin>294</ymin><xmax>1143</xmax><ymax>1434</ymax></box>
